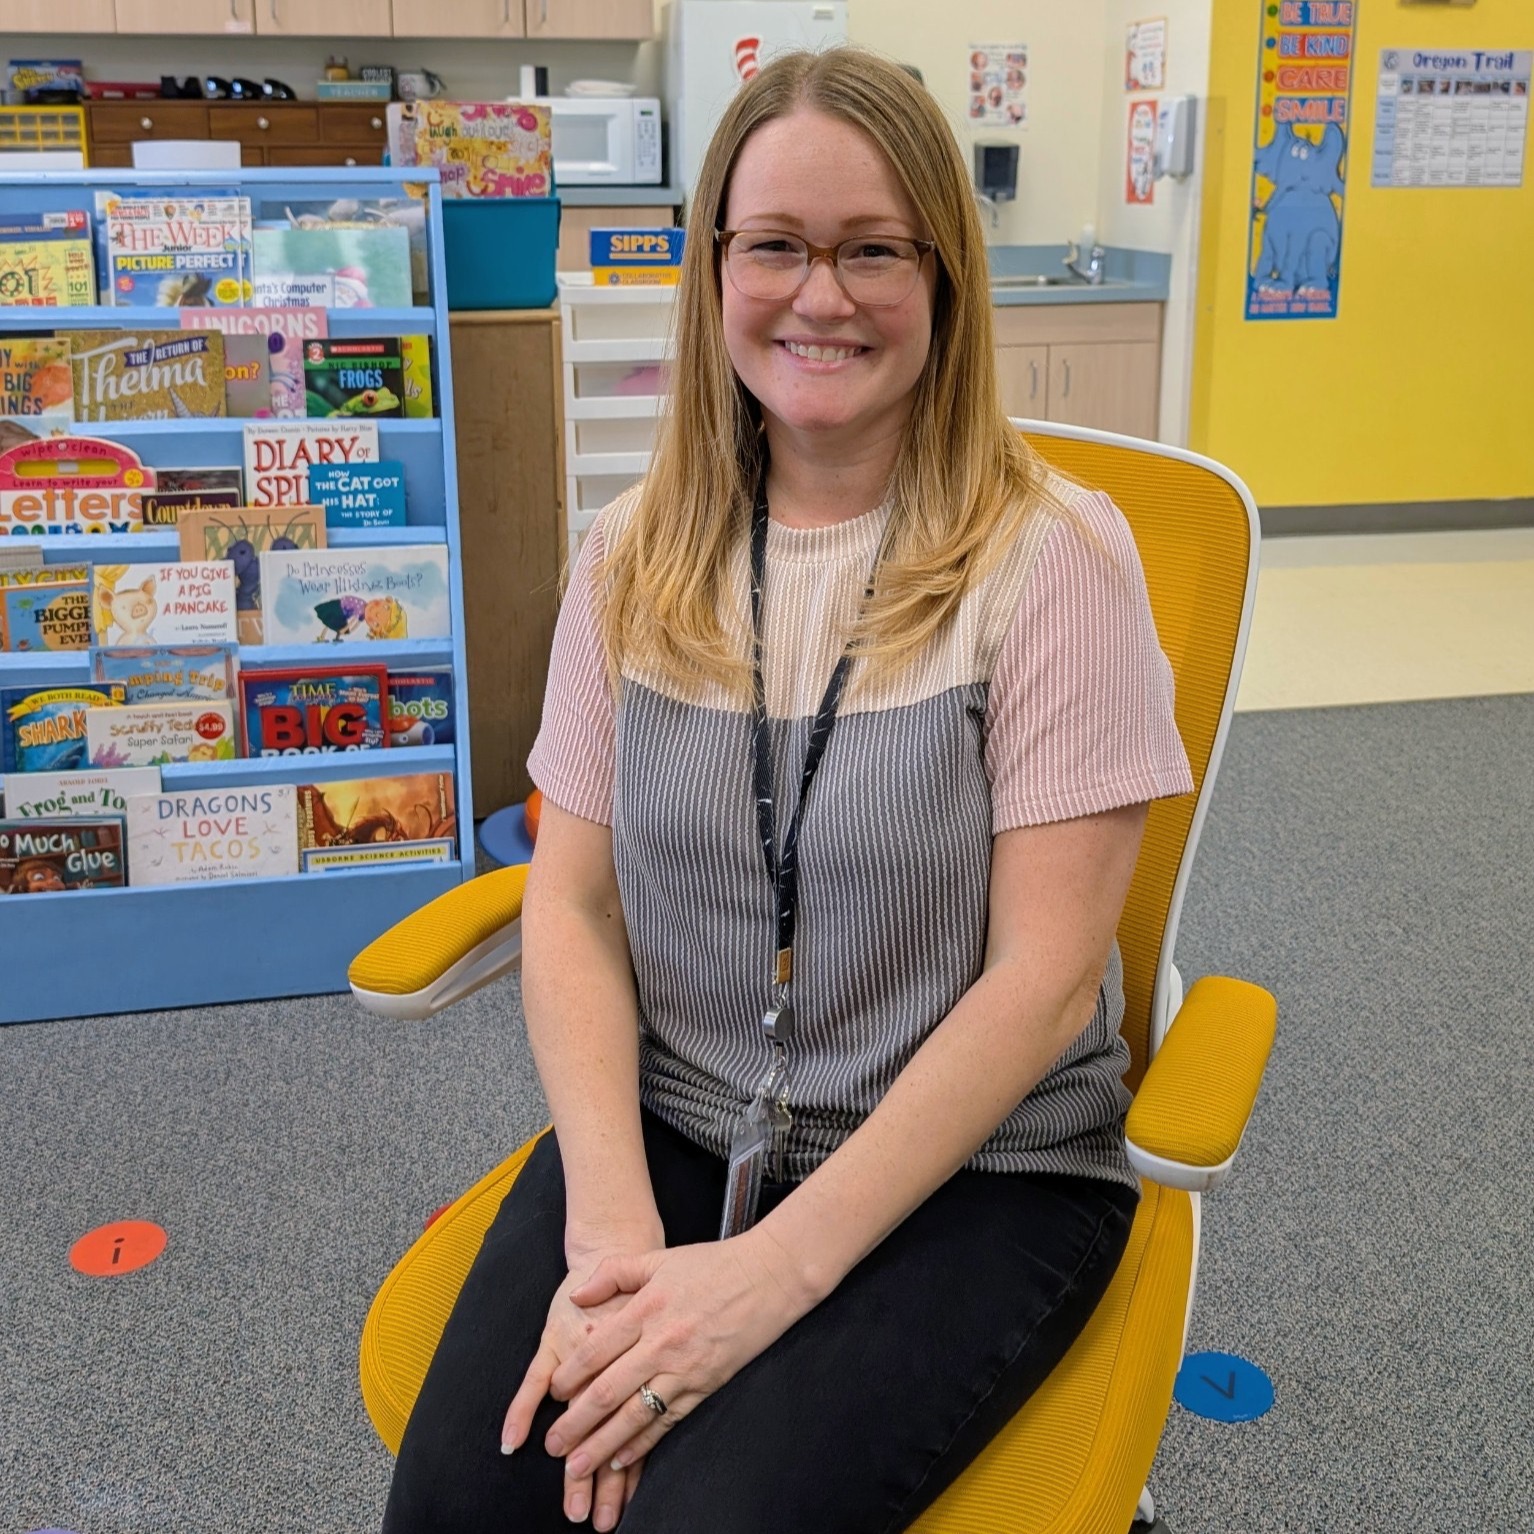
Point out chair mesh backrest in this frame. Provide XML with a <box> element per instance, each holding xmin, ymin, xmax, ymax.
<box><xmin>1022</xmin><ymin>430</ymin><xmax>1253</xmax><ymax>1090</ymax></box>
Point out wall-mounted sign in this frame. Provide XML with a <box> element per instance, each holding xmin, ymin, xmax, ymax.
<box><xmin>967</xmin><ymin>42</ymin><xmax>1028</xmax><ymax>128</ymax></box>
<box><xmin>1246</xmin><ymin>0</ymin><xmax>1358</xmax><ymax>321</ymax></box>
<box><xmin>1127</xmin><ymin>99</ymin><xmax>1158</xmax><ymax>202</ymax></box>
<box><xmin>1127</xmin><ymin>18</ymin><xmax>1168</xmax><ymax>92</ymax></box>
<box><xmin>1372</xmin><ymin>47</ymin><xmax>1529</xmax><ymax>187</ymax></box>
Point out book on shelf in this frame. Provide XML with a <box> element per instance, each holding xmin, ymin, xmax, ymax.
<box><xmin>310</xmin><ymin>460</ymin><xmax>407</xmax><ymax>529</ymax></box>
<box><xmin>98</xmin><ymin>192</ymin><xmax>251</xmax><ymax>308</ymax></box>
<box><xmin>303</xmin><ymin>337</ymin><xmax>406</xmax><ymax>419</ymax></box>
<box><xmin>124</xmin><ymin>784</ymin><xmax>300</xmax><ymax>885</ymax></box>
<box><xmin>0</xmin><ymin>335</ymin><xmax>74</xmax><ymax>427</ymax></box>
<box><xmin>70</xmin><ymin>330</ymin><xmax>228</xmax><ymax>422</ymax></box>
<box><xmin>0</xmin><ymin>435</ymin><xmax>156</xmax><ymax>536</ymax></box>
<box><xmin>154</xmin><ymin>466</ymin><xmax>244</xmax><ymax>497</ymax></box>
<box><xmin>177</xmin><ymin>504</ymin><xmax>327</xmax><ymax>645</ymax></box>
<box><xmin>295</xmin><ymin>770</ymin><xmax>455</xmax><ymax>850</ymax></box>
<box><xmin>253</xmin><ymin>194</ymin><xmax>429</xmax><ymax>306</ymax></box>
<box><xmin>0</xmin><ymin>576</ymin><xmax>91</xmax><ymax>652</ymax></box>
<box><xmin>301</xmin><ymin>838</ymin><xmax>453</xmax><ymax>872</ymax></box>
<box><xmin>400</xmin><ymin>334</ymin><xmax>433</xmax><ymax>419</ymax></box>
<box><xmin>90</xmin><ymin>644</ymin><xmax>239</xmax><ymax>706</ymax></box>
<box><xmin>0</xmin><ymin>683</ymin><xmax>128</xmax><ymax>773</ymax></box>
<box><xmin>221</xmin><ymin>334</ymin><xmax>274</xmax><ymax>418</ymax></box>
<box><xmin>243</xmin><ymin>419</ymin><xmax>380</xmax><ymax>508</ymax></box>
<box><xmin>92</xmin><ymin>562</ymin><xmax>238</xmax><ymax>647</ymax></box>
<box><xmin>240</xmin><ymin>663</ymin><xmax>389</xmax><ymax>756</ymax></box>
<box><xmin>140</xmin><ymin>487</ymin><xmax>243</xmax><ymax>531</ymax></box>
<box><xmin>250</xmin><ymin>225</ymin><xmax>413</xmax><ymax>310</ymax></box>
<box><xmin>2</xmin><ymin>765</ymin><xmax>160</xmax><ymax>820</ymax></box>
<box><xmin>180</xmin><ymin>306</ymin><xmax>325</xmax><ymax>420</ymax></box>
<box><xmin>0</xmin><ymin>210</ymin><xmax>97</xmax><ymax>308</ymax></box>
<box><xmin>86</xmin><ymin>698</ymin><xmax>238</xmax><ymax>768</ymax></box>
<box><xmin>260</xmin><ymin>545</ymin><xmax>451</xmax><ymax>645</ymax></box>
<box><xmin>1</xmin><ymin>817</ymin><xmax>126</xmax><ymax>894</ymax></box>
<box><xmin>385</xmin><ymin>668</ymin><xmax>453</xmax><ymax>746</ymax></box>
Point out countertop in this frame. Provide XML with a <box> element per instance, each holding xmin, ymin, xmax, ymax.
<box><xmin>987</xmin><ymin>245</ymin><xmax>1170</xmax><ymax>305</ymax></box>
<box><xmin>560</xmin><ymin>185</ymin><xmax>684</xmax><ymax>207</ymax></box>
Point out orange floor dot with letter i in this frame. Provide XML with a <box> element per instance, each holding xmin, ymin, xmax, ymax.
<box><xmin>69</xmin><ymin>1220</ymin><xmax>167</xmax><ymax>1277</ymax></box>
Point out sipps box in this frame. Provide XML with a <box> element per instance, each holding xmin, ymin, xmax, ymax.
<box><xmin>590</xmin><ymin>228</ymin><xmax>685</xmax><ymax>287</ymax></box>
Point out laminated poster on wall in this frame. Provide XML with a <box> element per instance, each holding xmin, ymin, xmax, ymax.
<box><xmin>1127</xmin><ymin>99</ymin><xmax>1158</xmax><ymax>204</ymax></box>
<box><xmin>1371</xmin><ymin>47</ymin><xmax>1529</xmax><ymax>189</ymax></box>
<box><xmin>1246</xmin><ymin>0</ymin><xmax>1358</xmax><ymax>321</ymax></box>
<box><xmin>1126</xmin><ymin>17</ymin><xmax>1168</xmax><ymax>92</ymax></box>
<box><xmin>966</xmin><ymin>43</ymin><xmax>1028</xmax><ymax>128</ymax></box>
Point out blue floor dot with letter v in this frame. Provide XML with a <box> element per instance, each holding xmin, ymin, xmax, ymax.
<box><xmin>1173</xmin><ymin>1350</ymin><xmax>1274</xmax><ymax>1423</ymax></box>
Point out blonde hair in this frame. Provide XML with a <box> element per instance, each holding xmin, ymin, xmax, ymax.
<box><xmin>601</xmin><ymin>46</ymin><xmax>1071</xmax><ymax>695</ymax></box>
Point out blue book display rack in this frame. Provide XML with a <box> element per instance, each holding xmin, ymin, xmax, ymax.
<box><xmin>0</xmin><ymin>169</ymin><xmax>473</xmax><ymax>1024</ymax></box>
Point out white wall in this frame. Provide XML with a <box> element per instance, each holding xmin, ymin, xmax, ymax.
<box><xmin>848</xmin><ymin>0</ymin><xmax>1109</xmax><ymax>247</ymax></box>
<box><xmin>1095</xmin><ymin>0</ymin><xmax>1211</xmax><ymax>446</ymax></box>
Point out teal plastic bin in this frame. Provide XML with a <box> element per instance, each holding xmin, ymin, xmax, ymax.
<box><xmin>440</xmin><ymin>196</ymin><xmax>561</xmax><ymax>310</ymax></box>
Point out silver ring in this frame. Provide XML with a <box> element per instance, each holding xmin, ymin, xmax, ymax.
<box><xmin>639</xmin><ymin>1384</ymin><xmax>668</xmax><ymax>1417</ymax></box>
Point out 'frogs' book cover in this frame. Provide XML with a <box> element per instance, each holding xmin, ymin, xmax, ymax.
<box><xmin>0</xmin><ymin>683</ymin><xmax>127</xmax><ymax>773</ymax></box>
<box><xmin>259</xmin><ymin>546</ymin><xmax>450</xmax><ymax>645</ymax></box>
<box><xmin>241</xmin><ymin>664</ymin><xmax>389</xmax><ymax>756</ymax></box>
<box><xmin>0</xmin><ymin>816</ymin><xmax>125</xmax><ymax>893</ymax></box>
<box><xmin>302</xmin><ymin>337</ymin><xmax>405</xmax><ymax>418</ymax></box>
<box><xmin>125</xmin><ymin>784</ymin><xmax>299</xmax><ymax>885</ymax></box>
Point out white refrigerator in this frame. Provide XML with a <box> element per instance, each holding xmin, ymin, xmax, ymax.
<box><xmin>665</xmin><ymin>0</ymin><xmax>850</xmax><ymax>197</ymax></box>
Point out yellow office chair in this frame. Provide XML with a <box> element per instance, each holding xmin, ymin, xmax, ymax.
<box><xmin>350</xmin><ymin>423</ymin><xmax>1277</xmax><ymax>1533</ymax></box>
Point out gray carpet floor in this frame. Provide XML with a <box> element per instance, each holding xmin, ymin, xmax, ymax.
<box><xmin>1</xmin><ymin>695</ymin><xmax>1530</xmax><ymax>1534</ymax></box>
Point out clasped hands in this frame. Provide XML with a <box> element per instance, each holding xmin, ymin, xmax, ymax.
<box><xmin>502</xmin><ymin>1228</ymin><xmax>812</xmax><ymax>1529</ymax></box>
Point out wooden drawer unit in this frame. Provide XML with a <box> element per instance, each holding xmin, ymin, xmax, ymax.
<box><xmin>268</xmin><ymin>145</ymin><xmax>387</xmax><ymax>167</ymax></box>
<box><xmin>320</xmin><ymin>106</ymin><xmax>391</xmax><ymax>146</ymax></box>
<box><xmin>208</xmin><ymin>105</ymin><xmax>319</xmax><ymax>145</ymax></box>
<box><xmin>90</xmin><ymin>103</ymin><xmax>209</xmax><ymax>142</ymax></box>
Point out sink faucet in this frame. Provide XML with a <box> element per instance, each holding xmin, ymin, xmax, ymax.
<box><xmin>1063</xmin><ymin>240</ymin><xmax>1107</xmax><ymax>285</ymax></box>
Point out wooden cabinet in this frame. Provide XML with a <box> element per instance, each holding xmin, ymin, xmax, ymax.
<box><xmin>115</xmin><ymin>0</ymin><xmax>255</xmax><ymax>33</ymax></box>
<box><xmin>90</xmin><ymin>102</ymin><xmax>210</xmax><ymax>142</ymax></box>
<box><xmin>393</xmin><ymin>0</ymin><xmax>524</xmax><ymax>37</ymax></box>
<box><xmin>253</xmin><ymin>0</ymin><xmax>391</xmax><ymax>33</ymax></box>
<box><xmin>7</xmin><ymin>0</ymin><xmax>117</xmax><ymax>29</ymax></box>
<box><xmin>525</xmin><ymin>0</ymin><xmax>654</xmax><ymax>41</ymax></box>
<box><xmin>994</xmin><ymin>302</ymin><xmax>1162</xmax><ymax>442</ymax></box>
<box><xmin>85</xmin><ymin>102</ymin><xmax>387</xmax><ymax>169</ymax></box>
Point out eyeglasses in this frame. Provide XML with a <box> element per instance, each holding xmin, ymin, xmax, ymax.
<box><xmin>716</xmin><ymin>229</ymin><xmax>936</xmax><ymax>307</ymax></box>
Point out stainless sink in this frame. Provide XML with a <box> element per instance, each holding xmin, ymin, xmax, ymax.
<box><xmin>990</xmin><ymin>273</ymin><xmax>1080</xmax><ymax>287</ymax></box>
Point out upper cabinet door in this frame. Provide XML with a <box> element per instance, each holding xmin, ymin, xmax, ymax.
<box><xmin>9</xmin><ymin>0</ymin><xmax>117</xmax><ymax>29</ymax></box>
<box><xmin>394</xmin><ymin>0</ymin><xmax>524</xmax><ymax>37</ymax></box>
<box><xmin>525</xmin><ymin>0</ymin><xmax>655</xmax><ymax>42</ymax></box>
<box><xmin>116</xmin><ymin>0</ymin><xmax>256</xmax><ymax>32</ymax></box>
<box><xmin>255</xmin><ymin>0</ymin><xmax>392</xmax><ymax>34</ymax></box>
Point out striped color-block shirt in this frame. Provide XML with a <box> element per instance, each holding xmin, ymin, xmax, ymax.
<box><xmin>528</xmin><ymin>476</ymin><xmax>1194</xmax><ymax>1188</ymax></box>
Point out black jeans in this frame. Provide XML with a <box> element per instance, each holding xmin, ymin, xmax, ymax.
<box><xmin>382</xmin><ymin>1110</ymin><xmax>1137</xmax><ymax>1534</ymax></box>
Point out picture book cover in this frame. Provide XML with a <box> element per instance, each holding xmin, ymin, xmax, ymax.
<box><xmin>302</xmin><ymin>337</ymin><xmax>405</xmax><ymax>418</ymax></box>
<box><xmin>222</xmin><ymin>333</ymin><xmax>272</xmax><ymax>418</ymax></box>
<box><xmin>86</xmin><ymin>699</ymin><xmax>237</xmax><ymax>767</ymax></box>
<box><xmin>400</xmin><ymin>101</ymin><xmax>553</xmax><ymax>199</ymax></box>
<box><xmin>154</xmin><ymin>466</ymin><xmax>244</xmax><ymax>496</ymax></box>
<box><xmin>0</xmin><ymin>434</ymin><xmax>155</xmax><ymax>536</ymax></box>
<box><xmin>385</xmin><ymin>668</ymin><xmax>454</xmax><ymax>747</ymax></box>
<box><xmin>0</xmin><ymin>336</ymin><xmax>74</xmax><ymax>424</ymax></box>
<box><xmin>124</xmin><ymin>784</ymin><xmax>299</xmax><ymax>885</ymax></box>
<box><xmin>251</xmin><ymin>225</ymin><xmax>412</xmax><ymax>309</ymax></box>
<box><xmin>309</xmin><ymin>461</ymin><xmax>406</xmax><ymax>529</ymax></box>
<box><xmin>2</xmin><ymin>765</ymin><xmax>160</xmax><ymax>820</ymax></box>
<box><xmin>260</xmin><ymin>546</ymin><xmax>450</xmax><ymax>645</ymax></box>
<box><xmin>0</xmin><ymin>561</ymin><xmax>88</xmax><ymax>588</ymax></box>
<box><xmin>101</xmin><ymin>193</ymin><xmax>249</xmax><ymax>308</ymax></box>
<box><xmin>243</xmin><ymin>419</ymin><xmax>380</xmax><ymax>508</ymax></box>
<box><xmin>302</xmin><ymin>838</ymin><xmax>453</xmax><ymax>872</ymax></box>
<box><xmin>1</xmin><ymin>578</ymin><xmax>91</xmax><ymax>652</ymax></box>
<box><xmin>0</xmin><ymin>683</ymin><xmax>128</xmax><ymax>773</ymax></box>
<box><xmin>181</xmin><ymin>306</ymin><xmax>324</xmax><ymax>419</ymax></box>
<box><xmin>295</xmin><ymin>771</ymin><xmax>455</xmax><ymax>850</ymax></box>
<box><xmin>0</xmin><ymin>210</ymin><xmax>97</xmax><ymax>307</ymax></box>
<box><xmin>240</xmin><ymin>664</ymin><xmax>388</xmax><ymax>756</ymax></box>
<box><xmin>177</xmin><ymin>505</ymin><xmax>326</xmax><ymax>644</ymax></box>
<box><xmin>92</xmin><ymin>562</ymin><xmax>238</xmax><ymax>647</ymax></box>
<box><xmin>138</xmin><ymin>487</ymin><xmax>243</xmax><ymax>531</ymax></box>
<box><xmin>0</xmin><ymin>816</ymin><xmax>126</xmax><ymax>893</ymax></box>
<box><xmin>69</xmin><ymin>330</ymin><xmax>227</xmax><ymax>421</ymax></box>
<box><xmin>254</xmin><ymin>193</ymin><xmax>429</xmax><ymax>304</ymax></box>
<box><xmin>91</xmin><ymin>644</ymin><xmax>238</xmax><ymax>706</ymax></box>
<box><xmin>399</xmin><ymin>333</ymin><xmax>433</xmax><ymax>418</ymax></box>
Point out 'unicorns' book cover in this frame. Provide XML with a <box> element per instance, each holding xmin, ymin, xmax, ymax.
<box><xmin>177</xmin><ymin>505</ymin><xmax>326</xmax><ymax>645</ymax></box>
<box><xmin>92</xmin><ymin>562</ymin><xmax>238</xmax><ymax>647</ymax></box>
<box><xmin>259</xmin><ymin>546</ymin><xmax>450</xmax><ymax>646</ymax></box>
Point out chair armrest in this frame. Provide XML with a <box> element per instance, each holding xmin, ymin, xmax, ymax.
<box><xmin>349</xmin><ymin>864</ymin><xmax>529</xmax><ymax>1021</ymax></box>
<box><xmin>1125</xmin><ymin>976</ymin><xmax>1277</xmax><ymax>1192</ymax></box>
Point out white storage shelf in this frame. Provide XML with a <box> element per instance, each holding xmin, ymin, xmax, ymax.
<box><xmin>0</xmin><ymin>167</ymin><xmax>472</xmax><ymax>1026</ymax></box>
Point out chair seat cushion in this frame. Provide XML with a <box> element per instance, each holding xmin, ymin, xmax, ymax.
<box><xmin>362</xmin><ymin>1143</ymin><xmax>1193</xmax><ymax>1534</ymax></box>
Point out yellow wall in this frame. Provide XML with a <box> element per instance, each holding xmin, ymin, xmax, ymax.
<box><xmin>1190</xmin><ymin>0</ymin><xmax>1534</xmax><ymax>507</ymax></box>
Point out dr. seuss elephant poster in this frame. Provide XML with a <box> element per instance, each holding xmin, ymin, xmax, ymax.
<box><xmin>1247</xmin><ymin>0</ymin><xmax>1357</xmax><ymax>320</ymax></box>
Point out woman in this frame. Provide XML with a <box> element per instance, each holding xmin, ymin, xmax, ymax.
<box><xmin>383</xmin><ymin>47</ymin><xmax>1192</xmax><ymax>1534</ymax></box>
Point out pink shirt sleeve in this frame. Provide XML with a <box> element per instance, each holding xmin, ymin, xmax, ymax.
<box><xmin>985</xmin><ymin>491</ymin><xmax>1195</xmax><ymax>831</ymax></box>
<box><xmin>526</xmin><ymin>521</ymin><xmax>616</xmax><ymax>826</ymax></box>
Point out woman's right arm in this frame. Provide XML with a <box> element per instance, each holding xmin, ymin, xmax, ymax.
<box><xmin>521</xmin><ymin>796</ymin><xmax>664</xmax><ymax>1264</ymax></box>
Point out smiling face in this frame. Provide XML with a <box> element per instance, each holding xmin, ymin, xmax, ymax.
<box><xmin>720</xmin><ymin>107</ymin><xmax>937</xmax><ymax>459</ymax></box>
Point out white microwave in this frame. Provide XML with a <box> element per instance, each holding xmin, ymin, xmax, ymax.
<box><xmin>546</xmin><ymin>97</ymin><xmax>663</xmax><ymax>186</ymax></box>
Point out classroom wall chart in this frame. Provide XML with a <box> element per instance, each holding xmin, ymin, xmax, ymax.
<box><xmin>1246</xmin><ymin>0</ymin><xmax>1358</xmax><ymax>322</ymax></box>
<box><xmin>1371</xmin><ymin>48</ymin><xmax>1530</xmax><ymax>189</ymax></box>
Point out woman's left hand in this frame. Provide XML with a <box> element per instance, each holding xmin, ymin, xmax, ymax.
<box><xmin>542</xmin><ymin>1231</ymin><xmax>815</xmax><ymax>1481</ymax></box>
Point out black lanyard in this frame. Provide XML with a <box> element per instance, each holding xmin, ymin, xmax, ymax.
<box><xmin>747</xmin><ymin>469</ymin><xmax>874</xmax><ymax>991</ymax></box>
